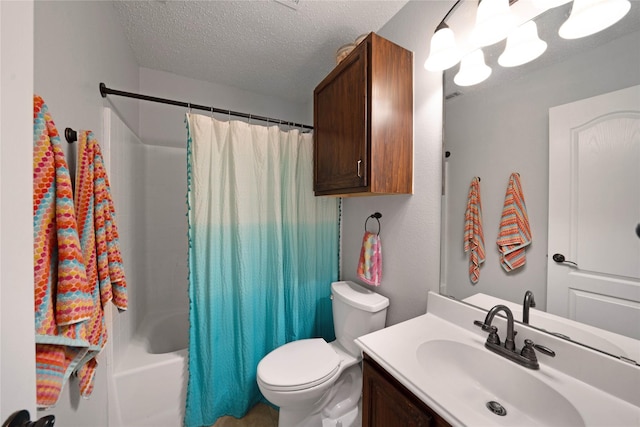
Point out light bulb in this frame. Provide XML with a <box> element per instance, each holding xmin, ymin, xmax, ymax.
<box><xmin>454</xmin><ymin>50</ymin><xmax>492</xmax><ymax>86</ymax></box>
<box><xmin>559</xmin><ymin>0</ymin><xmax>631</xmax><ymax>39</ymax></box>
<box><xmin>424</xmin><ymin>23</ymin><xmax>462</xmax><ymax>71</ymax></box>
<box><xmin>498</xmin><ymin>21</ymin><xmax>548</xmax><ymax>67</ymax></box>
<box><xmin>473</xmin><ymin>0</ymin><xmax>518</xmax><ymax>47</ymax></box>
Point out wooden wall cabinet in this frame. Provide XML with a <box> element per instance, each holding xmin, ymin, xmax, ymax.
<box><xmin>362</xmin><ymin>353</ymin><xmax>451</xmax><ymax>427</ymax></box>
<box><xmin>313</xmin><ymin>32</ymin><xmax>413</xmax><ymax>196</ymax></box>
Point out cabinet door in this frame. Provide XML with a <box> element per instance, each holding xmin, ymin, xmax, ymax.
<box><xmin>314</xmin><ymin>45</ymin><xmax>367</xmax><ymax>194</ymax></box>
<box><xmin>362</xmin><ymin>357</ymin><xmax>435</xmax><ymax>427</ymax></box>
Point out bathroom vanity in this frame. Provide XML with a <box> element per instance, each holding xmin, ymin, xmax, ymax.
<box><xmin>355</xmin><ymin>292</ymin><xmax>640</xmax><ymax>426</ymax></box>
<box><xmin>362</xmin><ymin>353</ymin><xmax>450</xmax><ymax>427</ymax></box>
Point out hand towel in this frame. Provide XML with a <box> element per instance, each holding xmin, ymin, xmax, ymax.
<box><xmin>464</xmin><ymin>177</ymin><xmax>485</xmax><ymax>284</ymax></box>
<box><xmin>33</xmin><ymin>95</ymin><xmax>92</xmax><ymax>408</ymax></box>
<box><xmin>74</xmin><ymin>130</ymin><xmax>128</xmax><ymax>398</ymax></box>
<box><xmin>357</xmin><ymin>231</ymin><xmax>382</xmax><ymax>286</ymax></box>
<box><xmin>497</xmin><ymin>173</ymin><xmax>532</xmax><ymax>272</ymax></box>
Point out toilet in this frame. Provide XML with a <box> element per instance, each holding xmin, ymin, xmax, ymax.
<box><xmin>257</xmin><ymin>281</ymin><xmax>389</xmax><ymax>427</ymax></box>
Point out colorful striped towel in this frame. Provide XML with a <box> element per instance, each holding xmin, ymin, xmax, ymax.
<box><xmin>74</xmin><ymin>130</ymin><xmax>128</xmax><ymax>398</ymax></box>
<box><xmin>357</xmin><ymin>231</ymin><xmax>382</xmax><ymax>286</ymax></box>
<box><xmin>497</xmin><ymin>173</ymin><xmax>532</xmax><ymax>272</ymax></box>
<box><xmin>464</xmin><ymin>177</ymin><xmax>485</xmax><ymax>284</ymax></box>
<box><xmin>33</xmin><ymin>95</ymin><xmax>92</xmax><ymax>408</ymax></box>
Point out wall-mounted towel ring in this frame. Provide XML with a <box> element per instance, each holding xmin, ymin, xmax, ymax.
<box><xmin>364</xmin><ymin>212</ymin><xmax>382</xmax><ymax>235</ymax></box>
<box><xmin>65</xmin><ymin>127</ymin><xmax>77</xmax><ymax>143</ymax></box>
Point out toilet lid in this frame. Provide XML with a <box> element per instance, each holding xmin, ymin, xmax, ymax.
<box><xmin>258</xmin><ymin>338</ymin><xmax>340</xmax><ymax>391</ymax></box>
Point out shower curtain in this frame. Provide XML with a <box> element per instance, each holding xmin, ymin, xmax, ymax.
<box><xmin>184</xmin><ymin>114</ymin><xmax>339</xmax><ymax>427</ymax></box>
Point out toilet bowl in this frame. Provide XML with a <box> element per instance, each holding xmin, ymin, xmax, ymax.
<box><xmin>257</xmin><ymin>281</ymin><xmax>389</xmax><ymax>427</ymax></box>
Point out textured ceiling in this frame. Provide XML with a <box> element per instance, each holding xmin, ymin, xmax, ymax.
<box><xmin>112</xmin><ymin>0</ymin><xmax>409</xmax><ymax>104</ymax></box>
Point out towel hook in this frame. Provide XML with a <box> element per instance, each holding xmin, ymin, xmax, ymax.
<box><xmin>364</xmin><ymin>212</ymin><xmax>382</xmax><ymax>235</ymax></box>
<box><xmin>65</xmin><ymin>127</ymin><xmax>77</xmax><ymax>144</ymax></box>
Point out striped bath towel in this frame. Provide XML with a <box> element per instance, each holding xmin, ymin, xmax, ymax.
<box><xmin>497</xmin><ymin>173</ymin><xmax>532</xmax><ymax>272</ymax></box>
<box><xmin>74</xmin><ymin>130</ymin><xmax>128</xmax><ymax>398</ymax></box>
<box><xmin>33</xmin><ymin>95</ymin><xmax>91</xmax><ymax>408</ymax></box>
<box><xmin>464</xmin><ymin>177</ymin><xmax>485</xmax><ymax>284</ymax></box>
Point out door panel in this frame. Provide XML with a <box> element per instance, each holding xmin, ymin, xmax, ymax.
<box><xmin>547</xmin><ymin>85</ymin><xmax>640</xmax><ymax>340</ymax></box>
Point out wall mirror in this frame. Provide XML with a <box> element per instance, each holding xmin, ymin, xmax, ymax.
<box><xmin>439</xmin><ymin>0</ymin><xmax>640</xmax><ymax>362</ymax></box>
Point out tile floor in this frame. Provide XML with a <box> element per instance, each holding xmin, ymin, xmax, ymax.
<box><xmin>212</xmin><ymin>403</ymin><xmax>279</xmax><ymax>427</ymax></box>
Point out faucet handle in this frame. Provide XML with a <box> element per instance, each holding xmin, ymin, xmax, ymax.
<box><xmin>521</xmin><ymin>339</ymin><xmax>556</xmax><ymax>363</ymax></box>
<box><xmin>474</xmin><ymin>320</ymin><xmax>500</xmax><ymax>345</ymax></box>
<box><xmin>473</xmin><ymin>320</ymin><xmax>492</xmax><ymax>331</ymax></box>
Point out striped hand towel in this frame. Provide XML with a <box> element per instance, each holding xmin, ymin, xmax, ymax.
<box><xmin>497</xmin><ymin>173</ymin><xmax>532</xmax><ymax>272</ymax></box>
<box><xmin>464</xmin><ymin>177</ymin><xmax>485</xmax><ymax>284</ymax></box>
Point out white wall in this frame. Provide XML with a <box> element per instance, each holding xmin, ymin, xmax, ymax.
<box><xmin>139</xmin><ymin>67</ymin><xmax>312</xmax><ymax>148</ymax></box>
<box><xmin>341</xmin><ymin>1</ymin><xmax>452</xmax><ymax>326</ymax></box>
<box><xmin>33</xmin><ymin>2</ymin><xmax>139</xmax><ymax>425</ymax></box>
<box><xmin>443</xmin><ymin>30</ymin><xmax>640</xmax><ymax>308</ymax></box>
<box><xmin>0</xmin><ymin>1</ymin><xmax>37</xmax><ymax>422</ymax></box>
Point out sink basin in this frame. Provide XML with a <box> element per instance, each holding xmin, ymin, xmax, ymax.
<box><xmin>416</xmin><ymin>340</ymin><xmax>585</xmax><ymax>426</ymax></box>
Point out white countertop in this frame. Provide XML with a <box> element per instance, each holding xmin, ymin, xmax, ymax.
<box><xmin>355</xmin><ymin>292</ymin><xmax>640</xmax><ymax>426</ymax></box>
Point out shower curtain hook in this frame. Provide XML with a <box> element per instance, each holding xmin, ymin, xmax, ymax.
<box><xmin>187</xmin><ymin>103</ymin><xmax>192</xmax><ymax>115</ymax></box>
<box><xmin>210</xmin><ymin>106</ymin><xmax>214</xmax><ymax>119</ymax></box>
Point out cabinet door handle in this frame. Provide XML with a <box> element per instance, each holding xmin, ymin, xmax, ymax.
<box><xmin>357</xmin><ymin>159</ymin><xmax>362</xmax><ymax>178</ymax></box>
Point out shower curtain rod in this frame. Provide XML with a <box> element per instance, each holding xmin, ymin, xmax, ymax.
<box><xmin>99</xmin><ymin>82</ymin><xmax>314</xmax><ymax>130</ymax></box>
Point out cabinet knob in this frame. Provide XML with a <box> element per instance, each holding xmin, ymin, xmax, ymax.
<box><xmin>357</xmin><ymin>159</ymin><xmax>362</xmax><ymax>178</ymax></box>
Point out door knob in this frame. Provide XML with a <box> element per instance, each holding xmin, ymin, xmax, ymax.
<box><xmin>552</xmin><ymin>253</ymin><xmax>578</xmax><ymax>267</ymax></box>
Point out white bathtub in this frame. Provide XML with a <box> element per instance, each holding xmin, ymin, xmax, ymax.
<box><xmin>111</xmin><ymin>311</ymin><xmax>189</xmax><ymax>427</ymax></box>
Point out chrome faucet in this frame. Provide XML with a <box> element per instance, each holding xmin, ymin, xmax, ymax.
<box><xmin>475</xmin><ymin>304</ymin><xmax>555</xmax><ymax>370</ymax></box>
<box><xmin>523</xmin><ymin>290</ymin><xmax>536</xmax><ymax>324</ymax></box>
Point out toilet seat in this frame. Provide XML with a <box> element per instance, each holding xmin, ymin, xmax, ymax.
<box><xmin>257</xmin><ymin>338</ymin><xmax>341</xmax><ymax>392</ymax></box>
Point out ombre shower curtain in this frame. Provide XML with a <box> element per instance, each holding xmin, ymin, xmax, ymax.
<box><xmin>184</xmin><ymin>114</ymin><xmax>339</xmax><ymax>427</ymax></box>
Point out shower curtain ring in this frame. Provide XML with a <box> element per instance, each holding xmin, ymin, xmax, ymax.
<box><xmin>364</xmin><ymin>212</ymin><xmax>382</xmax><ymax>235</ymax></box>
<box><xmin>210</xmin><ymin>106</ymin><xmax>214</xmax><ymax>119</ymax></box>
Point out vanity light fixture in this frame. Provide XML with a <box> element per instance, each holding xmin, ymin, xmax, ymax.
<box><xmin>472</xmin><ymin>0</ymin><xmax>518</xmax><ymax>47</ymax></box>
<box><xmin>559</xmin><ymin>0</ymin><xmax>631</xmax><ymax>39</ymax></box>
<box><xmin>424</xmin><ymin>0</ymin><xmax>463</xmax><ymax>72</ymax></box>
<box><xmin>454</xmin><ymin>49</ymin><xmax>492</xmax><ymax>86</ymax></box>
<box><xmin>498</xmin><ymin>20</ymin><xmax>548</xmax><ymax>67</ymax></box>
<box><xmin>424</xmin><ymin>22</ymin><xmax>462</xmax><ymax>71</ymax></box>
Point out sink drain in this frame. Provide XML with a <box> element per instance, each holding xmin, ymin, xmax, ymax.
<box><xmin>486</xmin><ymin>401</ymin><xmax>507</xmax><ymax>416</ymax></box>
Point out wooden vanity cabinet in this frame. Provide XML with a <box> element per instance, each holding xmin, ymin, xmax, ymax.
<box><xmin>313</xmin><ymin>32</ymin><xmax>413</xmax><ymax>196</ymax></box>
<box><xmin>362</xmin><ymin>353</ymin><xmax>451</xmax><ymax>427</ymax></box>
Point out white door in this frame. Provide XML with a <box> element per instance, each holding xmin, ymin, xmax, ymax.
<box><xmin>547</xmin><ymin>85</ymin><xmax>640</xmax><ymax>340</ymax></box>
<box><xmin>0</xmin><ymin>0</ymin><xmax>37</xmax><ymax>422</ymax></box>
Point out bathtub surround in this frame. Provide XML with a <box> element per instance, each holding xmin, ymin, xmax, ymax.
<box><xmin>185</xmin><ymin>114</ymin><xmax>339</xmax><ymax>427</ymax></box>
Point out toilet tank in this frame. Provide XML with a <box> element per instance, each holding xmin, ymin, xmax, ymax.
<box><xmin>331</xmin><ymin>281</ymin><xmax>389</xmax><ymax>356</ymax></box>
